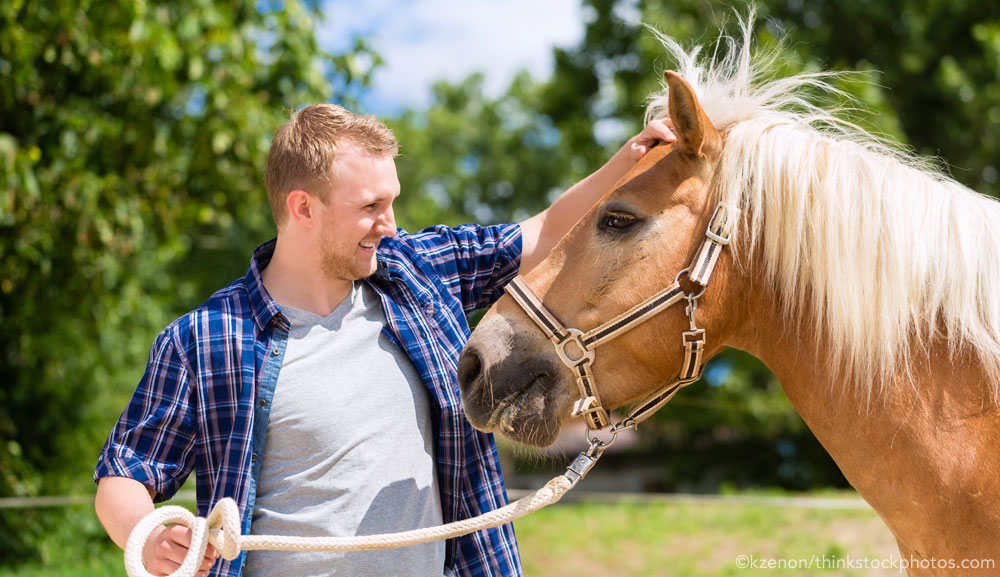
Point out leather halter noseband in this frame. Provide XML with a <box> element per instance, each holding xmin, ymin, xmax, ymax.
<box><xmin>506</xmin><ymin>202</ymin><xmax>739</xmax><ymax>434</ymax></box>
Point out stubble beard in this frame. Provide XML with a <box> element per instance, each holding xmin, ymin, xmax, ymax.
<box><xmin>318</xmin><ymin>229</ymin><xmax>376</xmax><ymax>282</ymax></box>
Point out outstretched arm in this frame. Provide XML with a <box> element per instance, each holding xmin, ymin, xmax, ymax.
<box><xmin>518</xmin><ymin>119</ymin><xmax>676</xmax><ymax>274</ymax></box>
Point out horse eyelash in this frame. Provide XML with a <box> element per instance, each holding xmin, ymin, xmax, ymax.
<box><xmin>599</xmin><ymin>211</ymin><xmax>638</xmax><ymax>232</ymax></box>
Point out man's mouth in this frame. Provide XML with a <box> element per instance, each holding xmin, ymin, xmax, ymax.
<box><xmin>359</xmin><ymin>241</ymin><xmax>378</xmax><ymax>249</ymax></box>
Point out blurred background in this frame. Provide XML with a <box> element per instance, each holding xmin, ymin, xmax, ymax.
<box><xmin>2</xmin><ymin>0</ymin><xmax>999</xmax><ymax>574</ymax></box>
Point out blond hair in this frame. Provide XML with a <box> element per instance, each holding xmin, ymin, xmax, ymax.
<box><xmin>265</xmin><ymin>104</ymin><xmax>398</xmax><ymax>227</ymax></box>
<box><xmin>645</xmin><ymin>13</ymin><xmax>1000</xmax><ymax>404</ymax></box>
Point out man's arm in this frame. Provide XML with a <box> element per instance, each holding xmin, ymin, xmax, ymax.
<box><xmin>94</xmin><ymin>327</ymin><xmax>215</xmax><ymax>577</ymax></box>
<box><xmin>95</xmin><ymin>477</ymin><xmax>218</xmax><ymax>577</ymax></box>
<box><xmin>95</xmin><ymin>476</ymin><xmax>155</xmax><ymax>549</ymax></box>
<box><xmin>518</xmin><ymin>119</ymin><xmax>676</xmax><ymax>274</ymax></box>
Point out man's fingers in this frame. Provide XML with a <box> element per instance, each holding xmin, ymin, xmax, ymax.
<box><xmin>167</xmin><ymin>524</ymin><xmax>193</xmax><ymax>547</ymax></box>
<box><xmin>626</xmin><ymin>118</ymin><xmax>677</xmax><ymax>161</ymax></box>
<box><xmin>148</xmin><ymin>557</ymin><xmax>181</xmax><ymax>576</ymax></box>
<box><xmin>158</xmin><ymin>537</ymin><xmax>190</xmax><ymax>565</ymax></box>
<box><xmin>643</xmin><ymin>118</ymin><xmax>677</xmax><ymax>143</ymax></box>
<box><xmin>140</xmin><ymin>516</ymin><xmax>215</xmax><ymax>575</ymax></box>
<box><xmin>630</xmin><ymin>142</ymin><xmax>650</xmax><ymax>157</ymax></box>
<box><xmin>202</xmin><ymin>545</ymin><xmax>219</xmax><ymax>566</ymax></box>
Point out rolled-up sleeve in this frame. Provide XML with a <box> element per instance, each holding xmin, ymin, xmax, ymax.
<box><xmin>94</xmin><ymin>324</ymin><xmax>197</xmax><ymax>502</ymax></box>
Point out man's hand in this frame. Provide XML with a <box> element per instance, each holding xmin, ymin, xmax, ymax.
<box><xmin>517</xmin><ymin>116</ymin><xmax>679</xmax><ymax>274</ymax></box>
<box><xmin>623</xmin><ymin>118</ymin><xmax>677</xmax><ymax>162</ymax></box>
<box><xmin>96</xmin><ymin>476</ymin><xmax>220</xmax><ymax>575</ymax></box>
<box><xmin>143</xmin><ymin>524</ymin><xmax>219</xmax><ymax>577</ymax></box>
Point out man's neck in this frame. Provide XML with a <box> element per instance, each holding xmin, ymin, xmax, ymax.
<box><xmin>261</xmin><ymin>237</ymin><xmax>354</xmax><ymax>318</ymax></box>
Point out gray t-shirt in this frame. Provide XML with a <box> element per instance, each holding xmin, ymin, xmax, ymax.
<box><xmin>244</xmin><ymin>282</ymin><xmax>446</xmax><ymax>577</ymax></box>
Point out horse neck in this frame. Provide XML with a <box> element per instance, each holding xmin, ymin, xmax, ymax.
<box><xmin>727</xmin><ymin>266</ymin><xmax>1000</xmax><ymax>559</ymax></box>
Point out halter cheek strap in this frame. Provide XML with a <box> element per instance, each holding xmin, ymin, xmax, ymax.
<box><xmin>507</xmin><ymin>202</ymin><xmax>740</xmax><ymax>432</ymax></box>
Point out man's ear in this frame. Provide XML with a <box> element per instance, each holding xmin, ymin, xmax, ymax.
<box><xmin>285</xmin><ymin>190</ymin><xmax>316</xmax><ymax>228</ymax></box>
<box><xmin>664</xmin><ymin>70</ymin><xmax>720</xmax><ymax>157</ymax></box>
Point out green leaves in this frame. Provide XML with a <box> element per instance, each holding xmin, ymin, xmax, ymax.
<box><xmin>5</xmin><ymin>1</ymin><xmax>1000</xmax><ymax>566</ymax></box>
<box><xmin>389</xmin><ymin>73</ymin><xmax>577</xmax><ymax>230</ymax></box>
<box><xmin>0</xmin><ymin>0</ymin><xmax>372</xmax><ymax>563</ymax></box>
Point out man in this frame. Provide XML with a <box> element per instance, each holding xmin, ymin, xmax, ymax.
<box><xmin>94</xmin><ymin>103</ymin><xmax>674</xmax><ymax>577</ymax></box>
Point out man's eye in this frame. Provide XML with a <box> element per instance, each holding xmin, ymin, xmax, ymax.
<box><xmin>601</xmin><ymin>212</ymin><xmax>636</xmax><ymax>231</ymax></box>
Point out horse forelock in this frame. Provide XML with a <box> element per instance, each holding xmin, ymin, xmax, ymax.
<box><xmin>642</xmin><ymin>10</ymin><xmax>1000</xmax><ymax>404</ymax></box>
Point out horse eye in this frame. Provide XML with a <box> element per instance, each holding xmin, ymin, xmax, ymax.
<box><xmin>600</xmin><ymin>211</ymin><xmax>636</xmax><ymax>232</ymax></box>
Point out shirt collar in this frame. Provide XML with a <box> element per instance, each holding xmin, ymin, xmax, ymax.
<box><xmin>246</xmin><ymin>238</ymin><xmax>401</xmax><ymax>331</ymax></box>
<box><xmin>245</xmin><ymin>239</ymin><xmax>285</xmax><ymax>332</ymax></box>
<box><xmin>372</xmin><ymin>235</ymin><xmax>400</xmax><ymax>281</ymax></box>
<box><xmin>372</xmin><ymin>256</ymin><xmax>395</xmax><ymax>281</ymax></box>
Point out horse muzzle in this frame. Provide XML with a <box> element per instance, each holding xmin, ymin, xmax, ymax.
<box><xmin>458</xmin><ymin>314</ymin><xmax>569</xmax><ymax>446</ymax></box>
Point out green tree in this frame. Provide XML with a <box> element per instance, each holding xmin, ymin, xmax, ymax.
<box><xmin>769</xmin><ymin>0</ymin><xmax>1000</xmax><ymax>196</ymax></box>
<box><xmin>0</xmin><ymin>0</ymin><xmax>376</xmax><ymax>562</ymax></box>
<box><xmin>389</xmin><ymin>72</ymin><xmax>576</xmax><ymax>230</ymax></box>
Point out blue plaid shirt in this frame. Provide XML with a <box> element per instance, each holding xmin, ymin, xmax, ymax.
<box><xmin>95</xmin><ymin>224</ymin><xmax>524</xmax><ymax>577</ymax></box>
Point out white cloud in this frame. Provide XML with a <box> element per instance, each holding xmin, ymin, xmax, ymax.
<box><xmin>317</xmin><ymin>0</ymin><xmax>585</xmax><ymax>114</ymax></box>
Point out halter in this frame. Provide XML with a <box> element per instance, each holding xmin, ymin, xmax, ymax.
<box><xmin>122</xmin><ymin>203</ymin><xmax>740</xmax><ymax>577</ymax></box>
<box><xmin>506</xmin><ymin>202</ymin><xmax>739</xmax><ymax>436</ymax></box>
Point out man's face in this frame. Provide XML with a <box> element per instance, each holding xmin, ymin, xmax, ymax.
<box><xmin>315</xmin><ymin>146</ymin><xmax>399</xmax><ymax>282</ymax></box>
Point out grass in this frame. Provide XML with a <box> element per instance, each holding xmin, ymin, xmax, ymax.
<box><xmin>513</xmin><ymin>497</ymin><xmax>900</xmax><ymax>577</ymax></box>
<box><xmin>4</xmin><ymin>494</ymin><xmax>900</xmax><ymax>577</ymax></box>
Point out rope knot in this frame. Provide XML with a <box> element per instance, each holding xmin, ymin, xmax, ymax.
<box><xmin>205</xmin><ymin>498</ymin><xmax>243</xmax><ymax>561</ymax></box>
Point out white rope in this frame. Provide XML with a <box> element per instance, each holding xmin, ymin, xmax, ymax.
<box><xmin>124</xmin><ymin>475</ymin><xmax>574</xmax><ymax>577</ymax></box>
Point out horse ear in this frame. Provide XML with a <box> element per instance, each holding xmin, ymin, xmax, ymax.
<box><xmin>664</xmin><ymin>70</ymin><xmax>719</xmax><ymax>157</ymax></box>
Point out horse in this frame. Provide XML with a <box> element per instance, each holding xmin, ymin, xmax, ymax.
<box><xmin>456</xmin><ymin>18</ymin><xmax>1000</xmax><ymax>574</ymax></box>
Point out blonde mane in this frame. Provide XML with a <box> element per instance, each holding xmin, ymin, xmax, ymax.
<box><xmin>644</xmin><ymin>14</ymin><xmax>1000</xmax><ymax>402</ymax></box>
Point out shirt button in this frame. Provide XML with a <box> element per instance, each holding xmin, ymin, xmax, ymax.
<box><xmin>258</xmin><ymin>399</ymin><xmax>267</xmax><ymax>408</ymax></box>
<box><xmin>251</xmin><ymin>452</ymin><xmax>258</xmax><ymax>463</ymax></box>
<box><xmin>271</xmin><ymin>346</ymin><xmax>280</xmax><ymax>356</ymax></box>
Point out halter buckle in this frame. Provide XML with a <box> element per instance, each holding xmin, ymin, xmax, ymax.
<box><xmin>554</xmin><ymin>328</ymin><xmax>595</xmax><ymax>368</ymax></box>
<box><xmin>685</xmin><ymin>297</ymin><xmax>700</xmax><ymax>330</ymax></box>
<box><xmin>705</xmin><ymin>203</ymin><xmax>734</xmax><ymax>245</ymax></box>
<box><xmin>682</xmin><ymin>329</ymin><xmax>705</xmax><ymax>343</ymax></box>
<box><xmin>572</xmin><ymin>397</ymin><xmax>611</xmax><ymax>429</ymax></box>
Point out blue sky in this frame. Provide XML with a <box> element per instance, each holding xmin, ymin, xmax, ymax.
<box><xmin>316</xmin><ymin>0</ymin><xmax>588</xmax><ymax>115</ymax></box>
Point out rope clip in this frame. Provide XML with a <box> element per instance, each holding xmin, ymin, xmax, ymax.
<box><xmin>564</xmin><ymin>440</ymin><xmax>610</xmax><ymax>489</ymax></box>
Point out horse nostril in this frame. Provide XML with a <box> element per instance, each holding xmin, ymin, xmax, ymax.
<box><xmin>457</xmin><ymin>348</ymin><xmax>484</xmax><ymax>391</ymax></box>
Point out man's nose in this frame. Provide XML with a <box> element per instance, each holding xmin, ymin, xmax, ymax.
<box><xmin>376</xmin><ymin>207</ymin><xmax>397</xmax><ymax>238</ymax></box>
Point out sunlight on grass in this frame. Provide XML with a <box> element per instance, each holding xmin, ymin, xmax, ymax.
<box><xmin>513</xmin><ymin>499</ymin><xmax>899</xmax><ymax>577</ymax></box>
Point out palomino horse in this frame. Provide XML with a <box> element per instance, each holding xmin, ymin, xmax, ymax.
<box><xmin>458</xmin><ymin>22</ymin><xmax>1000</xmax><ymax>574</ymax></box>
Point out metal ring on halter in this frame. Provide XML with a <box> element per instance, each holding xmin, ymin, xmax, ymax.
<box><xmin>584</xmin><ymin>424</ymin><xmax>618</xmax><ymax>451</ymax></box>
<box><xmin>674</xmin><ymin>268</ymin><xmax>708</xmax><ymax>300</ymax></box>
<box><xmin>610</xmin><ymin>418</ymin><xmax>639</xmax><ymax>434</ymax></box>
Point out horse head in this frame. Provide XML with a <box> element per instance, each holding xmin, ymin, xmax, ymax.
<box><xmin>457</xmin><ymin>17</ymin><xmax>1000</xmax><ymax>564</ymax></box>
<box><xmin>458</xmin><ymin>71</ymin><xmax>745</xmax><ymax>447</ymax></box>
